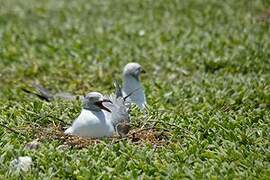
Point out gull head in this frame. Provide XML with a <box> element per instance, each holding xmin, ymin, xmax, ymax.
<box><xmin>123</xmin><ymin>62</ymin><xmax>145</xmax><ymax>80</ymax></box>
<box><xmin>83</xmin><ymin>92</ymin><xmax>112</xmax><ymax>112</ymax></box>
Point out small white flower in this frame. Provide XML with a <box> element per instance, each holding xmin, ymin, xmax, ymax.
<box><xmin>138</xmin><ymin>30</ymin><xmax>145</xmax><ymax>36</ymax></box>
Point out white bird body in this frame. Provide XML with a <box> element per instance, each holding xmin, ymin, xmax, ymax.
<box><xmin>122</xmin><ymin>76</ymin><xmax>146</xmax><ymax>109</ymax></box>
<box><xmin>122</xmin><ymin>63</ymin><xmax>147</xmax><ymax>110</ymax></box>
<box><xmin>64</xmin><ymin>109</ymin><xmax>114</xmax><ymax>138</ymax></box>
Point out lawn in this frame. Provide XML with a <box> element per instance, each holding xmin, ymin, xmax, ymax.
<box><xmin>0</xmin><ymin>0</ymin><xmax>269</xmax><ymax>179</ymax></box>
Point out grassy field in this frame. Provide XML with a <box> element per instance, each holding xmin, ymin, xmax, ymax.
<box><xmin>0</xmin><ymin>0</ymin><xmax>269</xmax><ymax>179</ymax></box>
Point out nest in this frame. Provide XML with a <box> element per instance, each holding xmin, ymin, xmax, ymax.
<box><xmin>34</xmin><ymin>124</ymin><xmax>170</xmax><ymax>149</ymax></box>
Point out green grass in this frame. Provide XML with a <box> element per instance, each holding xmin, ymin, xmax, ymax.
<box><xmin>0</xmin><ymin>0</ymin><xmax>270</xmax><ymax>179</ymax></box>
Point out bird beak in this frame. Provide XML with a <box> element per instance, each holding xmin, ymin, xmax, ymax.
<box><xmin>102</xmin><ymin>99</ymin><xmax>112</xmax><ymax>103</ymax></box>
<box><xmin>95</xmin><ymin>99</ymin><xmax>112</xmax><ymax>112</ymax></box>
<box><xmin>141</xmin><ymin>69</ymin><xmax>146</xmax><ymax>73</ymax></box>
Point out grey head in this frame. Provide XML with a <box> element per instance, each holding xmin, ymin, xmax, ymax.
<box><xmin>123</xmin><ymin>62</ymin><xmax>145</xmax><ymax>81</ymax></box>
<box><xmin>83</xmin><ymin>92</ymin><xmax>112</xmax><ymax>112</ymax></box>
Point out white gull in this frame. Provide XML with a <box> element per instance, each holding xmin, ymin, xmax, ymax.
<box><xmin>122</xmin><ymin>62</ymin><xmax>147</xmax><ymax>110</ymax></box>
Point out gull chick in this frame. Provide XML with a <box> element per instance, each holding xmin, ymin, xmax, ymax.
<box><xmin>64</xmin><ymin>92</ymin><xmax>114</xmax><ymax>138</ymax></box>
<box><xmin>122</xmin><ymin>63</ymin><xmax>147</xmax><ymax>110</ymax></box>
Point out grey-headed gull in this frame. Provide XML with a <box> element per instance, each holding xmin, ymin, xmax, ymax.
<box><xmin>64</xmin><ymin>91</ymin><xmax>131</xmax><ymax>138</ymax></box>
<box><xmin>64</xmin><ymin>92</ymin><xmax>115</xmax><ymax>138</ymax></box>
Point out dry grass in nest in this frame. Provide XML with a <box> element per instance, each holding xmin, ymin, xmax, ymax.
<box><xmin>33</xmin><ymin>124</ymin><xmax>170</xmax><ymax>149</ymax></box>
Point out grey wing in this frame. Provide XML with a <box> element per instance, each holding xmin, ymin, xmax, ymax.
<box><xmin>24</xmin><ymin>83</ymin><xmax>82</xmax><ymax>101</ymax></box>
<box><xmin>103</xmin><ymin>95</ymin><xmax>130</xmax><ymax>124</ymax></box>
<box><xmin>32</xmin><ymin>83</ymin><xmax>53</xmax><ymax>99</ymax></box>
<box><xmin>103</xmin><ymin>94</ymin><xmax>131</xmax><ymax>136</ymax></box>
<box><xmin>22</xmin><ymin>83</ymin><xmax>53</xmax><ymax>102</ymax></box>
